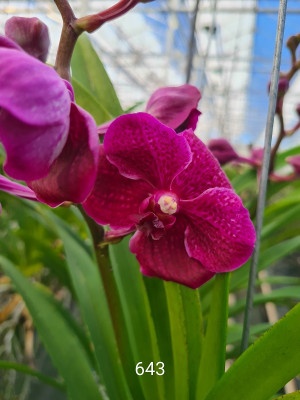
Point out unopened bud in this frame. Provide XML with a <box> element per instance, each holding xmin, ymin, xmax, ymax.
<box><xmin>5</xmin><ymin>17</ymin><xmax>50</xmax><ymax>62</ymax></box>
<box><xmin>286</xmin><ymin>34</ymin><xmax>300</xmax><ymax>53</ymax></box>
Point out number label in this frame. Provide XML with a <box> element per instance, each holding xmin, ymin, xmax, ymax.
<box><xmin>135</xmin><ymin>362</ymin><xmax>165</xmax><ymax>375</ymax></box>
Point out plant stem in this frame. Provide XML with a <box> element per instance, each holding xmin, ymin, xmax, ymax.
<box><xmin>53</xmin><ymin>0</ymin><xmax>82</xmax><ymax>81</ymax></box>
<box><xmin>77</xmin><ymin>206</ymin><xmax>129</xmax><ymax>352</ymax></box>
<box><xmin>74</xmin><ymin>0</ymin><xmax>139</xmax><ymax>33</ymax></box>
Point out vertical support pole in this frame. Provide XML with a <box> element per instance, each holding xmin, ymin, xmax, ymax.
<box><xmin>186</xmin><ymin>0</ymin><xmax>201</xmax><ymax>84</ymax></box>
<box><xmin>241</xmin><ymin>0</ymin><xmax>288</xmax><ymax>352</ymax></box>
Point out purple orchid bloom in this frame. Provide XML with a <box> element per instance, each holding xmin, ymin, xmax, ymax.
<box><xmin>0</xmin><ymin>36</ymin><xmax>71</xmax><ymax>181</ymax></box>
<box><xmin>286</xmin><ymin>155</ymin><xmax>300</xmax><ymax>176</ymax></box>
<box><xmin>83</xmin><ymin>113</ymin><xmax>255</xmax><ymax>289</ymax></box>
<box><xmin>207</xmin><ymin>138</ymin><xmax>239</xmax><ymax>165</ymax></box>
<box><xmin>0</xmin><ymin>36</ymin><xmax>99</xmax><ymax>207</ymax></box>
<box><xmin>97</xmin><ymin>84</ymin><xmax>201</xmax><ymax>135</ymax></box>
<box><xmin>5</xmin><ymin>17</ymin><xmax>50</xmax><ymax>62</ymax></box>
<box><xmin>268</xmin><ymin>78</ymin><xmax>289</xmax><ymax>114</ymax></box>
<box><xmin>145</xmin><ymin>84</ymin><xmax>201</xmax><ymax>132</ymax></box>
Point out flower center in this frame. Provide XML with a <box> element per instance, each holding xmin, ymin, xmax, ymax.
<box><xmin>157</xmin><ymin>194</ymin><xmax>178</xmax><ymax>215</ymax></box>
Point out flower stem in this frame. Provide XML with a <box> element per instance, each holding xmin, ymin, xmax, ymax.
<box><xmin>53</xmin><ymin>0</ymin><xmax>82</xmax><ymax>81</ymax></box>
<box><xmin>77</xmin><ymin>206</ymin><xmax>128</xmax><ymax>351</ymax></box>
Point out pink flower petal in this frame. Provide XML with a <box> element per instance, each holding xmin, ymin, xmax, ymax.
<box><xmin>286</xmin><ymin>155</ymin><xmax>300</xmax><ymax>175</ymax></box>
<box><xmin>0</xmin><ymin>35</ymin><xmax>22</xmax><ymax>50</ymax></box>
<box><xmin>182</xmin><ymin>188</ymin><xmax>255</xmax><ymax>273</ymax></box>
<box><xmin>104</xmin><ymin>113</ymin><xmax>192</xmax><ymax>188</ymax></box>
<box><xmin>172</xmin><ymin>130</ymin><xmax>232</xmax><ymax>199</ymax></box>
<box><xmin>129</xmin><ymin>215</ymin><xmax>215</xmax><ymax>289</ymax></box>
<box><xmin>97</xmin><ymin>120</ymin><xmax>113</xmax><ymax>136</ymax></box>
<box><xmin>83</xmin><ymin>145</ymin><xmax>153</xmax><ymax>229</ymax></box>
<box><xmin>0</xmin><ymin>47</ymin><xmax>70</xmax><ymax>126</ymax></box>
<box><xmin>5</xmin><ymin>17</ymin><xmax>50</xmax><ymax>62</ymax></box>
<box><xmin>0</xmin><ymin>110</ymin><xmax>68</xmax><ymax>181</ymax></box>
<box><xmin>0</xmin><ymin>175</ymin><xmax>37</xmax><ymax>200</ymax></box>
<box><xmin>145</xmin><ymin>84</ymin><xmax>201</xmax><ymax>131</ymax></box>
<box><xmin>28</xmin><ymin>104</ymin><xmax>99</xmax><ymax>207</ymax></box>
<box><xmin>175</xmin><ymin>109</ymin><xmax>201</xmax><ymax>133</ymax></box>
<box><xmin>208</xmin><ymin>138</ymin><xmax>239</xmax><ymax>165</ymax></box>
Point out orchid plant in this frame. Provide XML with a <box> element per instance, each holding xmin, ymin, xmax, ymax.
<box><xmin>0</xmin><ymin>1</ymin><xmax>300</xmax><ymax>400</ymax></box>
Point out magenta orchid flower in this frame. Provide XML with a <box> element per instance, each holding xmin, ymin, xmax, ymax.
<box><xmin>0</xmin><ymin>36</ymin><xmax>99</xmax><ymax>207</ymax></box>
<box><xmin>145</xmin><ymin>84</ymin><xmax>201</xmax><ymax>132</ymax></box>
<box><xmin>208</xmin><ymin>138</ymin><xmax>240</xmax><ymax>165</ymax></box>
<box><xmin>0</xmin><ymin>36</ymin><xmax>71</xmax><ymax>181</ymax></box>
<box><xmin>97</xmin><ymin>84</ymin><xmax>201</xmax><ymax>135</ymax></box>
<box><xmin>286</xmin><ymin>155</ymin><xmax>300</xmax><ymax>176</ymax></box>
<box><xmin>5</xmin><ymin>17</ymin><xmax>50</xmax><ymax>62</ymax></box>
<box><xmin>83</xmin><ymin>113</ymin><xmax>255</xmax><ymax>289</ymax></box>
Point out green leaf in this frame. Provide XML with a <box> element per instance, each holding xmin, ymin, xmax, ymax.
<box><xmin>164</xmin><ymin>282</ymin><xmax>189</xmax><ymax>400</ymax></box>
<box><xmin>206</xmin><ymin>303</ymin><xmax>300</xmax><ymax>400</ymax></box>
<box><xmin>229</xmin><ymin>286</ymin><xmax>300</xmax><ymax>317</ymax></box>
<box><xmin>230</xmin><ymin>237</ymin><xmax>300</xmax><ymax>292</ymax></box>
<box><xmin>180</xmin><ymin>285</ymin><xmax>203</xmax><ymax>400</ymax></box>
<box><xmin>0</xmin><ymin>361</ymin><xmax>66</xmax><ymax>392</ymax></box>
<box><xmin>0</xmin><ymin>257</ymin><xmax>102</xmax><ymax>400</ymax></box>
<box><xmin>227</xmin><ymin>323</ymin><xmax>270</xmax><ymax>345</ymax></box>
<box><xmin>110</xmin><ymin>238</ymin><xmax>165</xmax><ymax>400</ymax></box>
<box><xmin>71</xmin><ymin>34</ymin><xmax>123</xmax><ymax>117</ymax></box>
<box><xmin>72</xmin><ymin>77</ymin><xmax>112</xmax><ymax>124</ymax></box>
<box><xmin>143</xmin><ymin>277</ymin><xmax>174</xmax><ymax>400</ymax></box>
<box><xmin>196</xmin><ymin>273</ymin><xmax>230</xmax><ymax>400</ymax></box>
<box><xmin>56</xmin><ymin>221</ymin><xmax>132</xmax><ymax>400</ymax></box>
<box><xmin>274</xmin><ymin>391</ymin><xmax>300</xmax><ymax>400</ymax></box>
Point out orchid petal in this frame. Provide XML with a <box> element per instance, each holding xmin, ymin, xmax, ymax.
<box><xmin>104</xmin><ymin>113</ymin><xmax>192</xmax><ymax>188</ymax></box>
<box><xmin>0</xmin><ymin>175</ymin><xmax>37</xmax><ymax>200</ymax></box>
<box><xmin>28</xmin><ymin>104</ymin><xmax>99</xmax><ymax>207</ymax></box>
<box><xmin>0</xmin><ymin>46</ymin><xmax>70</xmax><ymax>126</ymax></box>
<box><xmin>172</xmin><ymin>130</ymin><xmax>231</xmax><ymax>199</ymax></box>
<box><xmin>286</xmin><ymin>155</ymin><xmax>300</xmax><ymax>175</ymax></box>
<box><xmin>208</xmin><ymin>138</ymin><xmax>239</xmax><ymax>165</ymax></box>
<box><xmin>129</xmin><ymin>215</ymin><xmax>215</xmax><ymax>289</ymax></box>
<box><xmin>182</xmin><ymin>188</ymin><xmax>255</xmax><ymax>273</ymax></box>
<box><xmin>0</xmin><ymin>110</ymin><xmax>68</xmax><ymax>181</ymax></box>
<box><xmin>83</xmin><ymin>145</ymin><xmax>153</xmax><ymax>229</ymax></box>
<box><xmin>5</xmin><ymin>17</ymin><xmax>50</xmax><ymax>62</ymax></box>
<box><xmin>145</xmin><ymin>84</ymin><xmax>201</xmax><ymax>131</ymax></box>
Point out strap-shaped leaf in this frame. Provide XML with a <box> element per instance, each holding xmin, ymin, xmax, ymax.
<box><xmin>71</xmin><ymin>34</ymin><xmax>123</xmax><ymax>117</ymax></box>
<box><xmin>110</xmin><ymin>238</ymin><xmax>165</xmax><ymax>400</ymax></box>
<box><xmin>196</xmin><ymin>273</ymin><xmax>230</xmax><ymax>400</ymax></box>
<box><xmin>206</xmin><ymin>303</ymin><xmax>300</xmax><ymax>400</ymax></box>
<box><xmin>0</xmin><ymin>256</ymin><xmax>102</xmax><ymax>400</ymax></box>
<box><xmin>0</xmin><ymin>361</ymin><xmax>65</xmax><ymax>392</ymax></box>
<box><xmin>56</xmin><ymin>220</ymin><xmax>132</xmax><ymax>400</ymax></box>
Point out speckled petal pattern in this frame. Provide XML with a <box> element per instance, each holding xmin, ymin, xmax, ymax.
<box><xmin>83</xmin><ymin>145</ymin><xmax>153</xmax><ymax>228</ymax></box>
<box><xmin>129</xmin><ymin>216</ymin><xmax>215</xmax><ymax>289</ymax></box>
<box><xmin>182</xmin><ymin>188</ymin><xmax>256</xmax><ymax>272</ymax></box>
<box><xmin>104</xmin><ymin>113</ymin><xmax>192</xmax><ymax>188</ymax></box>
<box><xmin>172</xmin><ymin>130</ymin><xmax>232</xmax><ymax>199</ymax></box>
